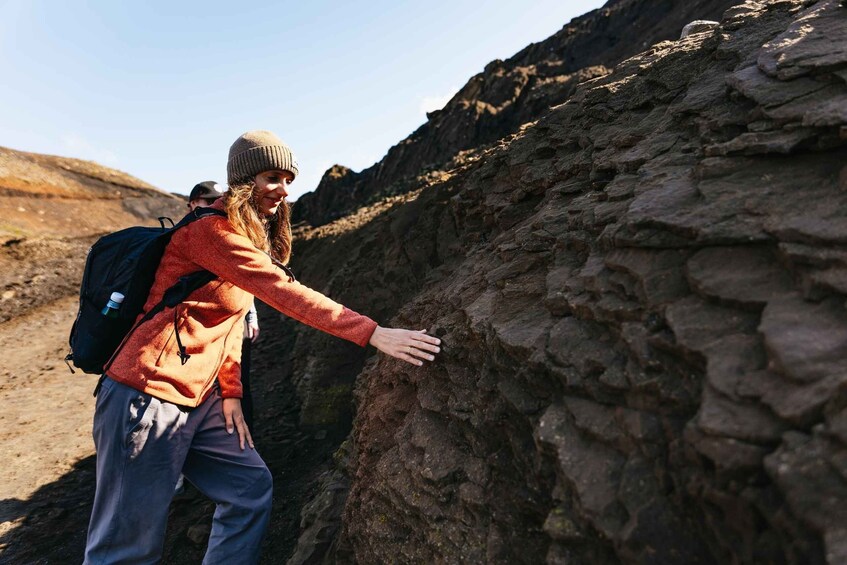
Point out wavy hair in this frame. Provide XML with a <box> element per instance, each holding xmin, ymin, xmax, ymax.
<box><xmin>223</xmin><ymin>180</ymin><xmax>292</xmax><ymax>265</ymax></box>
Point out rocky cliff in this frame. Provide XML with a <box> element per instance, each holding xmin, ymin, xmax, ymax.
<box><xmin>292</xmin><ymin>0</ymin><xmax>740</xmax><ymax>228</ymax></box>
<box><xmin>275</xmin><ymin>0</ymin><xmax>847</xmax><ymax>562</ymax></box>
<box><xmin>0</xmin><ymin>146</ymin><xmax>184</xmax><ymax>322</ymax></box>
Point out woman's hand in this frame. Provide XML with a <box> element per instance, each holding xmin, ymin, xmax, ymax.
<box><xmin>369</xmin><ymin>326</ymin><xmax>441</xmax><ymax>366</ymax></box>
<box><xmin>222</xmin><ymin>397</ymin><xmax>254</xmax><ymax>450</ymax></box>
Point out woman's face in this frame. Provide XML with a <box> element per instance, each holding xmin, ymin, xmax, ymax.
<box><xmin>253</xmin><ymin>170</ymin><xmax>294</xmax><ymax>216</ymax></box>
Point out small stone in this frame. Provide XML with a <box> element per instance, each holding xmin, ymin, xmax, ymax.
<box><xmin>187</xmin><ymin>524</ymin><xmax>211</xmax><ymax>545</ymax></box>
<box><xmin>45</xmin><ymin>507</ymin><xmax>66</xmax><ymax>520</ymax></box>
<box><xmin>680</xmin><ymin>20</ymin><xmax>719</xmax><ymax>39</ymax></box>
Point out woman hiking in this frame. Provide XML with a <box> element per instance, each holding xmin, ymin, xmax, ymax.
<box><xmin>83</xmin><ymin>130</ymin><xmax>441</xmax><ymax>564</ymax></box>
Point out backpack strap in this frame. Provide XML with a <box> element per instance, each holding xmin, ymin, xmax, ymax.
<box><xmin>138</xmin><ymin>206</ymin><xmax>227</xmax><ymax>324</ymax></box>
<box><xmin>104</xmin><ymin>207</ymin><xmax>227</xmax><ymax>371</ymax></box>
<box><xmin>142</xmin><ymin>269</ymin><xmax>219</xmax><ymax>365</ymax></box>
<box><xmin>268</xmin><ymin>255</ymin><xmax>297</xmax><ymax>282</ymax></box>
<box><xmin>177</xmin><ymin>205</ymin><xmax>227</xmax><ymax>228</ymax></box>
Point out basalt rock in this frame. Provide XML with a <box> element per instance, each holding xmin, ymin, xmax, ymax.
<box><xmin>292</xmin><ymin>0</ymin><xmax>739</xmax><ymax>228</ymax></box>
<box><xmin>280</xmin><ymin>1</ymin><xmax>847</xmax><ymax>562</ymax></box>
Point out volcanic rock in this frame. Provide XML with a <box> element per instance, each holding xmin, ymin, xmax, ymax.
<box><xmin>292</xmin><ymin>0</ymin><xmax>740</xmax><ymax>228</ymax></box>
<box><xmin>279</xmin><ymin>0</ymin><xmax>847</xmax><ymax>562</ymax></box>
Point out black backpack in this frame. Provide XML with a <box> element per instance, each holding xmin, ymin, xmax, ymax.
<box><xmin>66</xmin><ymin>207</ymin><xmax>227</xmax><ymax>375</ymax></box>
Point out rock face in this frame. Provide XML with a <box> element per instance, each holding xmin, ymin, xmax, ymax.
<box><xmin>292</xmin><ymin>0</ymin><xmax>739</xmax><ymax>228</ymax></box>
<box><xmin>278</xmin><ymin>1</ymin><xmax>847</xmax><ymax>562</ymax></box>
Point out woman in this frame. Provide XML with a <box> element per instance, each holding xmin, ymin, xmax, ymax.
<box><xmin>84</xmin><ymin>130</ymin><xmax>441</xmax><ymax>564</ymax></box>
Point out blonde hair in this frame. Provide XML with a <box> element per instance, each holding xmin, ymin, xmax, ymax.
<box><xmin>223</xmin><ymin>179</ymin><xmax>292</xmax><ymax>265</ymax></box>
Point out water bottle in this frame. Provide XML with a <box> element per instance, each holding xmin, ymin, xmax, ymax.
<box><xmin>101</xmin><ymin>292</ymin><xmax>124</xmax><ymax>319</ymax></box>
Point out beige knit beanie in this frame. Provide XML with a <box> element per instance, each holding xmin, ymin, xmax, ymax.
<box><xmin>227</xmin><ymin>130</ymin><xmax>299</xmax><ymax>185</ymax></box>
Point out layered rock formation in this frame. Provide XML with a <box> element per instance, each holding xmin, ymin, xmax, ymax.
<box><xmin>277</xmin><ymin>0</ymin><xmax>847</xmax><ymax>562</ymax></box>
<box><xmin>0</xmin><ymin>146</ymin><xmax>184</xmax><ymax>322</ymax></box>
<box><xmin>292</xmin><ymin>0</ymin><xmax>739</xmax><ymax>228</ymax></box>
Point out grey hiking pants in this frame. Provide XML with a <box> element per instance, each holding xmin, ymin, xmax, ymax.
<box><xmin>84</xmin><ymin>376</ymin><xmax>272</xmax><ymax>565</ymax></box>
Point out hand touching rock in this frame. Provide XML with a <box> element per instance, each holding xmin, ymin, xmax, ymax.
<box><xmin>369</xmin><ymin>327</ymin><xmax>441</xmax><ymax>366</ymax></box>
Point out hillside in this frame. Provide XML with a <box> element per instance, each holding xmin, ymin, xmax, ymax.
<box><xmin>292</xmin><ymin>0</ymin><xmax>740</xmax><ymax>227</ymax></box>
<box><xmin>0</xmin><ymin>146</ymin><xmax>184</xmax><ymax>322</ymax></box>
<box><xmin>0</xmin><ymin>145</ymin><xmax>182</xmax><ymax>238</ymax></box>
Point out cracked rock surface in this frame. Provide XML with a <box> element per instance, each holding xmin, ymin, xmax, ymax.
<box><xmin>281</xmin><ymin>1</ymin><xmax>847</xmax><ymax>563</ymax></box>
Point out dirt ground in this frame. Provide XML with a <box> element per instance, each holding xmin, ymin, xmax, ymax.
<box><xmin>0</xmin><ymin>297</ymin><xmax>94</xmax><ymax>548</ymax></box>
<box><xmin>0</xmin><ymin>297</ymin><xmax>341</xmax><ymax>563</ymax></box>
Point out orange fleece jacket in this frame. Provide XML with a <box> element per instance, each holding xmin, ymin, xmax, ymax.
<box><xmin>105</xmin><ymin>200</ymin><xmax>377</xmax><ymax>407</ymax></box>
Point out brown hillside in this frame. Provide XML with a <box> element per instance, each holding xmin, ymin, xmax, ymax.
<box><xmin>0</xmin><ymin>145</ymin><xmax>183</xmax><ymax>240</ymax></box>
<box><xmin>0</xmin><ymin>146</ymin><xmax>162</xmax><ymax>198</ymax></box>
<box><xmin>0</xmin><ymin>145</ymin><xmax>185</xmax><ymax>323</ymax></box>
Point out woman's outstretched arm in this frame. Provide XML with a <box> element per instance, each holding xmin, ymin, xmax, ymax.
<box><xmin>184</xmin><ymin>217</ymin><xmax>441</xmax><ymax>367</ymax></box>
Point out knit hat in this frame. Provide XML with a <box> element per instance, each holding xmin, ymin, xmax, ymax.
<box><xmin>227</xmin><ymin>130</ymin><xmax>299</xmax><ymax>185</ymax></box>
<box><xmin>189</xmin><ymin>180</ymin><xmax>226</xmax><ymax>201</ymax></box>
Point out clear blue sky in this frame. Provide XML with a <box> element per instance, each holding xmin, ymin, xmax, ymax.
<box><xmin>0</xmin><ymin>0</ymin><xmax>605</xmax><ymax>200</ymax></box>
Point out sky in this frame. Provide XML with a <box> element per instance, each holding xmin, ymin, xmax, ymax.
<box><xmin>0</xmin><ymin>0</ymin><xmax>605</xmax><ymax>200</ymax></box>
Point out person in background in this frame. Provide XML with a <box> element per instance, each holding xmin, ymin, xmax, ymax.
<box><xmin>187</xmin><ymin>180</ymin><xmax>226</xmax><ymax>210</ymax></box>
<box><xmin>242</xmin><ymin>301</ymin><xmax>258</xmax><ymax>427</ymax></box>
<box><xmin>84</xmin><ymin>130</ymin><xmax>441</xmax><ymax>564</ymax></box>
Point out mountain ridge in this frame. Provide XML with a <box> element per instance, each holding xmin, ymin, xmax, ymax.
<box><xmin>292</xmin><ymin>0</ymin><xmax>740</xmax><ymax>228</ymax></box>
